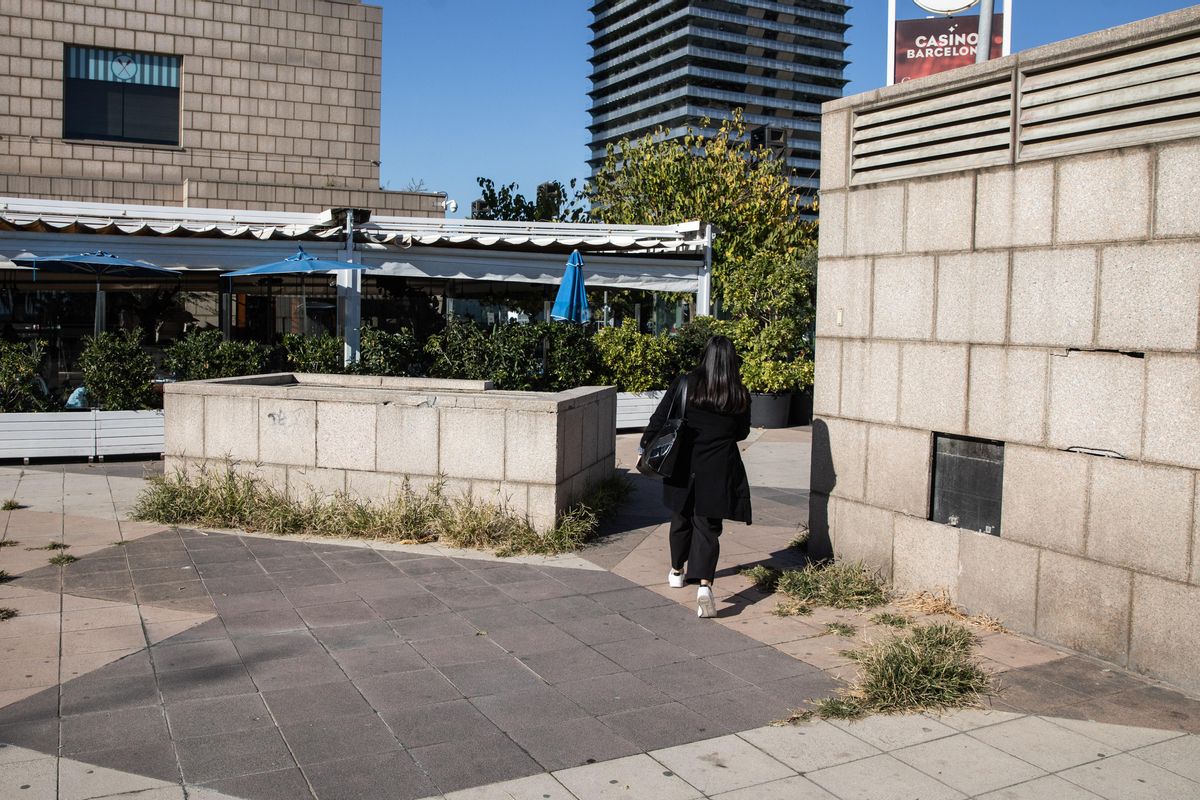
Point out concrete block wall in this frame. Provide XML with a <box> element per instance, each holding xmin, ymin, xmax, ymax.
<box><xmin>164</xmin><ymin>374</ymin><xmax>617</xmax><ymax>532</ymax></box>
<box><xmin>812</xmin><ymin>10</ymin><xmax>1200</xmax><ymax>693</ymax></box>
<box><xmin>0</xmin><ymin>0</ymin><xmax>441</xmax><ymax>215</ymax></box>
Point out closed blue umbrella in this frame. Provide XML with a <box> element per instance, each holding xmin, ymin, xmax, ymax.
<box><xmin>222</xmin><ymin>247</ymin><xmax>366</xmax><ymax>277</ymax></box>
<box><xmin>550</xmin><ymin>250</ymin><xmax>590</xmax><ymax>324</ymax></box>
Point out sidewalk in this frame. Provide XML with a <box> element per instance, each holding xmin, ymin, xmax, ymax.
<box><xmin>0</xmin><ymin>432</ymin><xmax>1197</xmax><ymax>800</ymax></box>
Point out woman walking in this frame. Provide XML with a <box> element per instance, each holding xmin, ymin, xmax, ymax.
<box><xmin>640</xmin><ymin>335</ymin><xmax>753</xmax><ymax>618</ymax></box>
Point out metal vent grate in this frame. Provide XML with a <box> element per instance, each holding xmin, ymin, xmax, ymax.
<box><xmin>1019</xmin><ymin>33</ymin><xmax>1200</xmax><ymax>161</ymax></box>
<box><xmin>850</xmin><ymin>79</ymin><xmax>1014</xmax><ymax>185</ymax></box>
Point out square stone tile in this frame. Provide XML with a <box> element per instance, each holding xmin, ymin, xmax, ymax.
<box><xmin>557</xmin><ymin>672</ymin><xmax>670</xmax><ymax>716</ymax></box>
<box><xmin>256</xmin><ymin>554</ymin><xmax>327</xmax><ymax>574</ymax></box>
<box><xmin>590</xmin><ymin>587</ymin><xmax>674</xmax><ymax>614</ymax></box>
<box><xmin>60</xmin><ymin>624</ymin><xmax>146</xmax><ymax>656</ymax></box>
<box><xmin>230</xmin><ymin>629</ymin><xmax>325</xmax><ymax>661</ymax></box>
<box><xmin>151</xmin><ymin>638</ymin><xmax>241</xmax><ymax>673</ymax></box>
<box><xmin>893</xmin><ymin>733</ymin><xmax>1045</xmax><ymax>795</ymax></box>
<box><xmin>527</xmin><ymin>595</ymin><xmax>610</xmax><ymax>624</ymax></box>
<box><xmin>354</xmin><ymin>669</ymin><xmax>463</xmax><ymax>711</ymax></box>
<box><xmin>809</xmin><ymin>753</ymin><xmax>965</xmax><ymax>800</ymax></box>
<box><xmin>220</xmin><ymin>607</ymin><xmax>306</xmax><ymax>637</ymax></box>
<box><xmin>1059</xmin><ymin>753</ymin><xmax>1200</xmax><ymax>800</ymax></box>
<box><xmin>710</xmin><ymin>774</ymin><xmax>838</xmax><ymax>800</ymax></box>
<box><xmin>331</xmin><ymin>643</ymin><xmax>427</xmax><ymax>679</ymax></box>
<box><xmin>303</xmin><ymin>750</ymin><xmax>437</xmax><ymax>800</ymax></box>
<box><xmin>486</xmin><ymin>623</ymin><xmax>584</xmax><ymax>656</ymax></box>
<box><xmin>381</xmin><ymin>698</ymin><xmax>501</xmax><ymax>748</ymax></box>
<box><xmin>176</xmin><ymin>726</ymin><xmax>296</xmax><ymax>783</ymax></box>
<box><xmin>271</xmin><ymin>568</ymin><xmax>344</xmax><ymax>589</ymax></box>
<box><xmin>599</xmin><ymin>701</ymin><xmax>726</xmax><ymax>749</ymax></box>
<box><xmin>653</xmin><ymin>733</ymin><xmax>796</xmax><ymax>795</ymax></box>
<box><xmin>554</xmin><ymin>753</ymin><xmax>704</xmax><ymax>800</ymax></box>
<box><xmin>425</xmin><ymin>584</ymin><xmax>512</xmax><ymax>611</ymax></box>
<box><xmin>410</xmin><ymin>633</ymin><xmax>508</xmax><ymax>667</ymax></box>
<box><xmin>739</xmin><ymin>721</ymin><xmax>882</xmax><ymax>772</ymax></box>
<box><xmin>520</xmin><ymin>646</ymin><xmax>624</xmax><ymax>684</ymax></box>
<box><xmin>680</xmin><ymin>686</ymin><xmax>799</xmax><ymax>731</ymax></box>
<box><xmin>924</xmin><ymin>708</ymin><xmax>1024</xmax><ymax>732</ymax></box>
<box><xmin>246</xmin><ymin>654</ymin><xmax>348</xmax><ymax>691</ymax></box>
<box><xmin>280</xmin><ymin>712</ymin><xmax>402</xmax><ymax>765</ymax></box>
<box><xmin>61</xmin><ymin>704</ymin><xmax>168</xmax><ymax>756</ymax></box>
<box><xmin>1131</xmin><ymin>735</ymin><xmax>1200</xmax><ymax>782</ymax></box>
<box><xmin>210</xmin><ymin>589</ymin><xmax>292</xmax><ymax>615</ymax></box>
<box><xmin>60</xmin><ymin>673</ymin><xmax>160</xmax><ymax>716</ymax></box>
<box><xmin>157</xmin><ymin>664</ymin><xmax>258</xmax><ymax>703</ymax></box>
<box><xmin>311</xmin><ymin>621</ymin><xmax>398</xmax><ymax>652</ymax></box>
<box><xmin>594</xmin><ymin>637</ymin><xmax>692</xmax><ymax>671</ymax></box>
<box><xmin>279</xmin><ymin>582</ymin><xmax>360</xmax><ymax>608</ymax></box>
<box><xmin>975</xmin><ymin>774</ymin><xmax>1106</xmax><ymax>800</ymax></box>
<box><xmin>441</xmin><ymin>657</ymin><xmax>545</xmax><ymax>697</ymax></box>
<box><xmin>508</xmin><ymin>715</ymin><xmax>640</xmax><ymax>771</ymax></box>
<box><xmin>57</xmin><ymin>756</ymin><xmax>176</xmax><ymax>800</ymax></box>
<box><xmin>830</xmin><ymin>713</ymin><xmax>958</xmax><ymax>751</ymax></box>
<box><xmin>295</xmin><ymin>600</ymin><xmax>381</xmax><ymax>628</ymax></box>
<box><xmin>970</xmin><ymin>716</ymin><xmax>1115</xmax><ymax>771</ymax></box>
<box><xmin>443</xmin><ymin>772</ymin><xmax>577</xmax><ymax>800</ymax></box>
<box><xmin>704</xmin><ymin>646</ymin><xmax>816</xmax><ymax>684</ymax></box>
<box><xmin>194</xmin><ymin>559</ymin><xmax>267</xmax><ymax>579</ymax></box>
<box><xmin>411</xmin><ymin>731</ymin><xmax>542</xmax><ymax>793</ymax></box>
<box><xmin>499</xmin><ymin>579</ymin><xmax>576</xmax><ymax>603</ymax></box>
<box><xmin>262</xmin><ymin>681</ymin><xmax>371</xmax><ymax>725</ymax></box>
<box><xmin>559</xmin><ymin>614</ymin><xmax>653</xmax><ymax>646</ymax></box>
<box><xmin>204</xmin><ymin>574</ymin><xmax>279</xmax><ymax>596</ymax></box>
<box><xmin>457</xmin><ymin>604</ymin><xmax>545</xmax><ymax>632</ymax></box>
<box><xmin>634</xmin><ymin>659</ymin><xmax>752</xmax><ymax>700</ymax></box>
<box><xmin>201</xmin><ymin>767</ymin><xmax>315</xmax><ymax>800</ymax></box>
<box><xmin>165</xmin><ymin>692</ymin><xmax>273</xmax><ymax>739</ymax></box>
<box><xmin>472</xmin><ymin>685</ymin><xmax>589</xmax><ymax>732</ymax></box>
<box><xmin>368</xmin><ymin>593</ymin><xmax>451</xmax><ymax>620</ymax></box>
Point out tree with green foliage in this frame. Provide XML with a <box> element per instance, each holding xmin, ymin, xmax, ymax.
<box><xmin>164</xmin><ymin>329</ymin><xmax>269</xmax><ymax>381</ymax></box>
<box><xmin>78</xmin><ymin>329</ymin><xmax>155</xmax><ymax>410</ymax></box>
<box><xmin>281</xmin><ymin>332</ymin><xmax>343</xmax><ymax>374</ymax></box>
<box><xmin>471</xmin><ymin>178</ymin><xmax>587</xmax><ymax>223</ymax></box>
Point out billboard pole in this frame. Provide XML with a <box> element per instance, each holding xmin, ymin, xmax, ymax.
<box><xmin>887</xmin><ymin>0</ymin><xmax>897</xmax><ymax>85</ymax></box>
<box><xmin>975</xmin><ymin>0</ymin><xmax>995</xmax><ymax>63</ymax></box>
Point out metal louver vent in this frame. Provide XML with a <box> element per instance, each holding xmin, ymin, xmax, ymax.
<box><xmin>850</xmin><ymin>79</ymin><xmax>1014</xmax><ymax>185</ymax></box>
<box><xmin>1019</xmin><ymin>33</ymin><xmax>1200</xmax><ymax>161</ymax></box>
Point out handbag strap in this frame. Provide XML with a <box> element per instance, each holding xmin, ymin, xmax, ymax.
<box><xmin>670</xmin><ymin>374</ymin><xmax>688</xmax><ymax>422</ymax></box>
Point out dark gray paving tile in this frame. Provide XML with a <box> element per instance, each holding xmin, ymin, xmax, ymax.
<box><xmin>377</xmin><ymin>549</ymin><xmax>431</xmax><ymax>563</ymax></box>
<box><xmin>411</xmin><ymin>731</ymin><xmax>541</xmax><ymax>793</ymax></box>
<box><xmin>387</xmin><ymin>612</ymin><xmax>480</xmax><ymax>642</ymax></box>
<box><xmin>233</xmin><ymin>630</ymin><xmax>325</xmax><ymax>662</ymax></box>
<box><xmin>202</xmin><ymin>767</ymin><xmax>315</xmax><ymax>800</ymax></box>
<box><xmin>127</xmin><ymin>551</ymin><xmax>195</xmax><ymax>569</ymax></box>
<box><xmin>0</xmin><ymin>718</ymin><xmax>59</xmax><ymax>752</ymax></box>
<box><xmin>296</xmin><ymin>600</ymin><xmax>381</xmax><ymax>628</ymax></box>
<box><xmin>75</xmin><ymin>648</ymin><xmax>155</xmax><ymax>680</ymax></box>
<box><xmin>257</xmin><ymin>554</ymin><xmax>327</xmax><ymax>574</ymax></box>
<box><xmin>157</xmin><ymin>664</ymin><xmax>259</xmax><ymax>703</ymax></box>
<box><xmin>425</xmin><ymin>584</ymin><xmax>510</xmax><ymax>611</ymax></box>
<box><xmin>280</xmin><ymin>582</ymin><xmax>360</xmax><ymax>607</ymax></box>
<box><xmin>368</xmin><ymin>593</ymin><xmax>450</xmax><ymax>620</ymax></box>
<box><xmin>411</xmin><ymin>568</ymin><xmax>488</xmax><ymax>590</ymax></box>
<box><xmin>680</xmin><ymin>685</ymin><xmax>799</xmax><ymax>731</ymax></box>
<box><xmin>280</xmin><ymin>713</ymin><xmax>402</xmax><ymax>766</ymax></box>
<box><xmin>62</xmin><ymin>705</ymin><xmax>168</xmax><ymax>755</ymax></box>
<box><xmin>262</xmin><ymin>681</ymin><xmax>370</xmax><ymax>725</ymax></box>
<box><xmin>331</xmin><ymin>643</ymin><xmax>428</xmax><ymax>679</ymax></box>
<box><xmin>328</xmin><ymin>563</ymin><xmax>404</xmax><ymax>583</ymax></box>
<box><xmin>188</xmin><ymin>547</ymin><xmax>256</xmax><ymax>565</ymax></box>
<box><xmin>635</xmin><ymin>658</ymin><xmax>753</xmax><ymax>700</ymax></box>
<box><xmin>0</xmin><ymin>688</ymin><xmax>57</xmax><ymax>727</ymax></box>
<box><xmin>62</xmin><ymin>556</ymin><xmax>130</xmax><ymax>576</ymax></box>
<box><xmin>520</xmin><ymin>646</ymin><xmax>625</xmax><ymax>685</ymax></box>
<box><xmin>221</xmin><ymin>607</ymin><xmax>306</xmax><ymax>637</ymax></box>
<box><xmin>242</xmin><ymin>537</ymin><xmax>311</xmax><ymax>556</ymax></box>
<box><xmin>395</xmin><ymin>557</ymin><xmax>461</xmax><ymax>576</ymax></box>
<box><xmin>350</xmin><ymin>576</ymin><xmax>429</xmax><ymax>601</ymax></box>
<box><xmin>147</xmin><ymin>618</ymin><xmax>228</xmax><ymax>647</ymax></box>
<box><xmin>705</xmin><ymin>646</ymin><xmax>819</xmax><ymax>684</ymax></box>
<box><xmin>211</xmin><ymin>589</ymin><xmax>292</xmax><ymax>615</ymax></box>
<box><xmin>64</xmin><ymin>571</ymin><xmax>133</xmax><ymax>591</ymax></box>
<box><xmin>485</xmin><ymin>622</ymin><xmax>583</xmax><ymax>656</ymax></box>
<box><xmin>312</xmin><ymin>621</ymin><xmax>398</xmax><ymax>652</ymax></box>
<box><xmin>354</xmin><ymin>670</ymin><xmax>462</xmax><ymax>711</ymax></box>
<box><xmin>474</xmin><ymin>563</ymin><xmax>546</xmax><ymax>585</ymax></box>
<box><xmin>556</xmin><ymin>672</ymin><xmax>671</xmax><ymax>716</ymax></box>
<box><xmin>271</xmin><ymin>568</ymin><xmax>345</xmax><ymax>589</ymax></box>
<box><xmin>304</xmin><ymin>750</ymin><xmax>436</xmax><ymax>800</ymax></box>
<box><xmin>130</xmin><ymin>565</ymin><xmax>199</xmax><ymax>586</ymax></box>
<box><xmin>193</xmin><ymin>559</ymin><xmax>266</xmax><ymax>579</ymax></box>
<box><xmin>527</xmin><ymin>595</ymin><xmax>611</xmax><ymax>624</ymax></box>
<box><xmin>559</xmin><ymin>613</ymin><xmax>653</xmax><ymax>646</ymax></box>
<box><xmin>205</xmin><ymin>574</ymin><xmax>279</xmax><ymax>596</ymax></box>
<box><xmin>133</xmin><ymin>577</ymin><xmax>209</xmax><ymax>601</ymax></box>
<box><xmin>599</xmin><ymin>701</ymin><xmax>726</xmax><ymax>749</ymax></box>
<box><xmin>248</xmin><ymin>655</ymin><xmax>348</xmax><ymax>692</ymax></box>
<box><xmin>380</xmin><ymin>699</ymin><xmax>500</xmax><ymax>749</ymax></box>
<box><xmin>759</xmin><ymin>672</ymin><xmax>845</xmax><ymax>710</ymax></box>
<box><xmin>546</xmin><ymin>567</ymin><xmax>636</xmax><ymax>594</ymax></box>
<box><xmin>151</xmin><ymin>638</ymin><xmax>241</xmax><ymax>673</ymax></box>
<box><xmin>594</xmin><ymin>637</ymin><xmax>693</xmax><ymax>672</ymax></box>
<box><xmin>318</xmin><ymin>548</ymin><xmax>389</xmax><ymax>566</ymax></box>
<box><xmin>498</xmin><ymin>579</ymin><xmax>577</xmax><ymax>603</ymax></box>
<box><xmin>410</xmin><ymin>633</ymin><xmax>508</xmax><ymax>667</ymax></box>
<box><xmin>79</xmin><ymin>739</ymin><xmax>181</xmax><ymax>782</ymax></box>
<box><xmin>508</xmin><ymin>716</ymin><xmax>641</xmax><ymax>771</ymax></box>
<box><xmin>61</xmin><ymin>673</ymin><xmax>160</xmax><ymax>716</ymax></box>
<box><xmin>176</xmin><ymin>726</ymin><xmax>295</xmax><ymax>784</ymax></box>
<box><xmin>165</xmin><ymin>693</ymin><xmax>273</xmax><ymax>739</ymax></box>
<box><xmin>471</xmin><ymin>686</ymin><xmax>588</xmax><ymax>733</ymax></box>
<box><xmin>456</xmin><ymin>603</ymin><xmax>544</xmax><ymax>633</ymax></box>
<box><xmin>441</xmin><ymin>658</ymin><xmax>545</xmax><ymax>697</ymax></box>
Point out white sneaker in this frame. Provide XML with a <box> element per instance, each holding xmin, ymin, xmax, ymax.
<box><xmin>667</xmin><ymin>570</ymin><xmax>685</xmax><ymax>589</ymax></box>
<box><xmin>697</xmin><ymin>586</ymin><xmax>717</xmax><ymax>618</ymax></box>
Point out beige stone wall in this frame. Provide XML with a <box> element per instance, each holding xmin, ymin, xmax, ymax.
<box><xmin>813</xmin><ymin>8</ymin><xmax>1200</xmax><ymax>693</ymax></box>
<box><xmin>0</xmin><ymin>0</ymin><xmax>442</xmax><ymax>215</ymax></box>
<box><xmin>163</xmin><ymin>374</ymin><xmax>618</xmax><ymax>532</ymax></box>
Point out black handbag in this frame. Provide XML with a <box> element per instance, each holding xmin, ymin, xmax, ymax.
<box><xmin>637</xmin><ymin>376</ymin><xmax>687</xmax><ymax>479</ymax></box>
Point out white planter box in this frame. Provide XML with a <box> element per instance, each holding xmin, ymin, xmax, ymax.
<box><xmin>0</xmin><ymin>409</ymin><xmax>164</xmax><ymax>461</ymax></box>
<box><xmin>616</xmin><ymin>390</ymin><xmax>665</xmax><ymax>430</ymax></box>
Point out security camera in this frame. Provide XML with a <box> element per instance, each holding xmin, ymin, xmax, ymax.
<box><xmin>441</xmin><ymin>198</ymin><xmax>458</xmax><ymax>213</ymax></box>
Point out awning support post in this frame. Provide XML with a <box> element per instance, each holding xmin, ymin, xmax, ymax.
<box><xmin>695</xmin><ymin>222</ymin><xmax>713</xmax><ymax>316</ymax></box>
<box><xmin>338</xmin><ymin>209</ymin><xmax>361</xmax><ymax>367</ymax></box>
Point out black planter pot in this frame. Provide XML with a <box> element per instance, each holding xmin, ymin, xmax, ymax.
<box><xmin>789</xmin><ymin>387</ymin><xmax>814</xmax><ymax>427</ymax></box>
<box><xmin>750</xmin><ymin>392</ymin><xmax>792</xmax><ymax>429</ymax></box>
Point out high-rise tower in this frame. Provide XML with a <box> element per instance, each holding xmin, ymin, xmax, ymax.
<box><xmin>587</xmin><ymin>0</ymin><xmax>850</xmax><ymax>203</ymax></box>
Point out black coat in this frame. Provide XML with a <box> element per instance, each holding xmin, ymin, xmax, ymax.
<box><xmin>640</xmin><ymin>372</ymin><xmax>753</xmax><ymax>524</ymax></box>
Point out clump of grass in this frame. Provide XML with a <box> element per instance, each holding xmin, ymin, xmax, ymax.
<box><xmin>787</xmin><ymin>525</ymin><xmax>810</xmax><ymax>550</ymax></box>
<box><xmin>776</xmin><ymin>561</ymin><xmax>887</xmax><ymax>610</ymax></box>
<box><xmin>27</xmin><ymin>542</ymin><xmax>70</xmax><ymax>551</ymax></box>
<box><xmin>825</xmin><ymin>621</ymin><xmax>856</xmax><ymax>637</ymax></box>
<box><xmin>0</xmin><ymin>570</ymin><xmax>11</xmax><ymax>583</ymax></box>
<box><xmin>741</xmin><ymin>564</ymin><xmax>782</xmax><ymax>592</ymax></box>
<box><xmin>132</xmin><ymin>463</ymin><xmax>631</xmax><ymax>557</ymax></box>
<box><xmin>0</xmin><ymin>539</ymin><xmax>19</xmax><ymax>548</ymax></box>
<box><xmin>48</xmin><ymin>553</ymin><xmax>78</xmax><ymax>566</ymax></box>
<box><xmin>801</xmin><ymin>622</ymin><xmax>992</xmax><ymax>721</ymax></box>
<box><xmin>871</xmin><ymin>612</ymin><xmax>913</xmax><ymax>628</ymax></box>
<box><xmin>1</xmin><ymin>499</ymin><xmax>20</xmax><ymax>511</ymax></box>
<box><xmin>899</xmin><ymin>590</ymin><xmax>1008</xmax><ymax>633</ymax></box>
<box><xmin>772</xmin><ymin>598</ymin><xmax>813</xmax><ymax>617</ymax></box>
<box><xmin>0</xmin><ymin>608</ymin><xmax>17</xmax><ymax>621</ymax></box>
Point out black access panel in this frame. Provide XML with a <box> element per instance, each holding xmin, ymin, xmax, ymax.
<box><xmin>930</xmin><ymin>434</ymin><xmax>1004</xmax><ymax>536</ymax></box>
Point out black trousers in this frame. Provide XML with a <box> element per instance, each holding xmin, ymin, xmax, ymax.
<box><xmin>669</xmin><ymin>489</ymin><xmax>724</xmax><ymax>583</ymax></box>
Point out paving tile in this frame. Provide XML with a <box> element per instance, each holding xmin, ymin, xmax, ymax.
<box><xmin>441</xmin><ymin>657</ymin><xmax>545</xmax><ymax>697</ymax></box>
<box><xmin>893</xmin><ymin>733</ymin><xmax>1044</xmax><ymax>796</ymax></box>
<box><xmin>739</xmin><ymin>721</ymin><xmax>882</xmax><ymax>772</ymax></box>
<box><xmin>410</xmin><ymin>633</ymin><xmax>509</xmax><ymax>667</ymax></box>
<box><xmin>969</xmin><ymin>715</ymin><xmax>1114</xmax><ymax>771</ymax></box>
<box><xmin>633</xmin><ymin>658</ymin><xmax>752</xmax><ymax>700</ymax></box>
<box><xmin>280</xmin><ymin>712</ymin><xmax>402</xmax><ymax>765</ymax></box>
<box><xmin>278</xmin><ymin>582</ymin><xmax>360</xmax><ymax>608</ymax></box>
<box><xmin>381</xmin><ymin>697</ymin><xmax>501</xmax><ymax>748</ymax></box>
<box><xmin>328</xmin><ymin>563</ymin><xmax>406</xmax><ymax>583</ymax></box>
<box><xmin>61</xmin><ymin>624</ymin><xmax>146</xmax><ymax>656</ymax></box>
<box><xmin>295</xmin><ymin>600</ymin><xmax>381</xmax><ymax>628</ymax></box>
<box><xmin>0</xmin><ymin>656</ymin><xmax>59</xmax><ymax>692</ymax></box>
<box><xmin>246</xmin><ymin>654</ymin><xmax>348</xmax><ymax>691</ymax></box>
<box><xmin>209</xmin><ymin>589</ymin><xmax>292</xmax><ymax>615</ymax></box>
<box><xmin>710</xmin><ymin>774</ymin><xmax>838</xmax><ymax>799</ymax></box>
<box><xmin>411</xmin><ymin>731</ymin><xmax>542</xmax><ymax>794</ymax></box>
<box><xmin>0</xmin><ymin>718</ymin><xmax>59</xmax><ymax>753</ymax></box>
<box><xmin>262</xmin><ymin>681</ymin><xmax>371</xmax><ymax>725</ymax></box>
<box><xmin>176</xmin><ymin>726</ymin><xmax>295</xmax><ymax>783</ymax></box>
<box><xmin>924</xmin><ymin>708</ymin><xmax>1025</xmax><ymax>732</ymax></box>
<box><xmin>78</xmin><ymin>739</ymin><xmax>181</xmax><ymax>783</ymax></box>
<box><xmin>330</xmin><ymin>642</ymin><xmax>428</xmax><ymax>679</ymax></box>
<box><xmin>678</xmin><ymin>685</ymin><xmax>799</xmax><ymax>731</ymax></box>
<box><xmin>193</xmin><ymin>559</ymin><xmax>266</xmax><ymax>579</ymax></box>
<box><xmin>61</xmin><ymin>673</ymin><xmax>160</xmax><ymax>716</ymax></box>
<box><xmin>61</xmin><ymin>704</ymin><xmax>169</xmax><ymax>756</ymax></box>
<box><xmin>527</xmin><ymin>595</ymin><xmax>611</xmax><ymax>624</ymax></box>
<box><xmin>269</xmin><ymin>567</ymin><xmax>345</xmax><ymax>589</ymax></box>
<box><xmin>151</xmin><ymin>638</ymin><xmax>241</xmax><ymax>673</ymax></box>
<box><xmin>520</xmin><ymin>646</ymin><xmax>624</xmax><ymax>684</ymax></box>
<box><xmin>136</xmin><ymin>580</ymin><xmax>210</xmax><ymax>603</ymax></box>
<box><xmin>996</xmin><ymin>671</ymin><xmax>1092</xmax><ymax>714</ymax></box>
<box><xmin>457</xmin><ymin>603</ymin><xmax>545</xmax><ymax>632</ymax></box>
<box><xmin>204</xmin><ymin>574</ymin><xmax>279</xmax><ymax>596</ymax></box>
<box><xmin>354</xmin><ymin>669</ymin><xmax>463</xmax><ymax>711</ymax></box>
<box><xmin>156</xmin><ymin>664</ymin><xmax>258</xmax><ymax>703</ymax></box>
<box><xmin>0</xmin><ymin>754</ymin><xmax>58</xmax><ymax>799</ymax></box>
<box><xmin>368</xmin><ymin>593</ymin><xmax>451</xmax><ymax>620</ymax></box>
<box><xmin>442</xmin><ymin>772</ymin><xmax>577</xmax><ymax>800</ymax></box>
<box><xmin>1014</xmin><ymin>656</ymin><xmax>1150</xmax><ymax>697</ymax></box>
<box><xmin>218</xmin><ymin>607</ymin><xmax>306</xmax><ymax>637</ymax></box>
<box><xmin>58</xmin><ymin>755</ymin><xmax>176</xmax><ymax>800</ymax></box>
<box><xmin>0</xmin><ymin>613</ymin><xmax>60</xmax><ymax>640</ymax></box>
<box><xmin>425</xmin><ymin>584</ymin><xmax>515</xmax><ymax>612</ymax></box>
<box><xmin>395</xmin><ymin>556</ymin><xmax>461</xmax><ymax>576</ymax></box>
<box><xmin>830</xmin><ymin>713</ymin><xmax>958</xmax><ymax>751</ymax></box>
<box><xmin>758</xmin><ymin>672</ymin><xmax>845</xmax><ymax>710</ymax></box>
<box><xmin>310</xmin><ymin>621</ymin><xmax>398</xmax><ymax>652</ymax></box>
<box><xmin>590</xmin><ymin>586</ymin><xmax>675</xmax><ymax>614</ymax></box>
<box><xmin>559</xmin><ymin>614</ymin><xmax>654</xmax><ymax>646</ymax></box>
<box><xmin>499</xmin><ymin>579</ymin><xmax>578</xmax><ymax>603</ymax></box>
<box><xmin>652</xmin><ymin>733</ymin><xmax>796</xmax><ymax>795</ymax></box>
<box><xmin>704</xmin><ymin>645</ymin><xmax>818</xmax><ymax>684</ymax></box>
<box><xmin>1059</xmin><ymin>753</ymin><xmax>1200</xmax><ymax>800</ymax></box>
<box><xmin>256</xmin><ymin>554</ymin><xmax>327</xmax><ymax>573</ymax></box>
<box><xmin>130</xmin><ymin>564</ymin><xmax>200</xmax><ymax>585</ymax></box>
<box><xmin>487</xmin><ymin>622</ymin><xmax>585</xmax><ymax>656</ymax></box>
<box><xmin>472</xmin><ymin>685</ymin><xmax>589</xmax><ymax>732</ymax></box>
<box><xmin>553</xmin><ymin>752</ymin><xmax>704</xmax><ymax>800</ymax></box>
<box><xmin>1130</xmin><ymin>735</ymin><xmax>1200</xmax><ymax>782</ymax></box>
<box><xmin>557</xmin><ymin>672</ymin><xmax>671</xmax><ymax>716</ymax></box>
<box><xmin>599</xmin><ymin>701</ymin><xmax>726</xmax><ymax>750</ymax></box>
<box><xmin>594</xmin><ymin>637</ymin><xmax>692</xmax><ymax>671</ymax></box>
<box><xmin>809</xmin><ymin>753</ymin><xmax>965</xmax><ymax>800</ymax></box>
<box><xmin>201</xmin><ymin>766</ymin><xmax>316</xmax><ymax>800</ymax></box>
<box><xmin>319</xmin><ymin>548</ymin><xmax>390</xmax><ymax>566</ymax></box>
<box><xmin>164</xmin><ymin>693</ymin><xmax>273</xmax><ymax>739</ymax></box>
<box><xmin>509</xmin><ymin>715</ymin><xmax>640</xmax><ymax>771</ymax></box>
<box><xmin>975</xmin><ymin>774</ymin><xmax>1105</xmax><ymax>800</ymax></box>
<box><xmin>230</xmin><ymin>629</ymin><xmax>325</xmax><ymax>662</ymax></box>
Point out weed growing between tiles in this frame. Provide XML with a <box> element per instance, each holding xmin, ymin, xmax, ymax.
<box><xmin>0</xmin><ymin>539</ymin><xmax>19</xmax><ymax>547</ymax></box>
<box><xmin>1</xmin><ymin>499</ymin><xmax>20</xmax><ymax>510</ymax></box>
<box><xmin>132</xmin><ymin>463</ymin><xmax>631</xmax><ymax>557</ymax></box>
<box><xmin>899</xmin><ymin>589</ymin><xmax>1007</xmax><ymax>633</ymax></box>
<box><xmin>740</xmin><ymin>564</ymin><xmax>781</xmax><ymax>592</ymax></box>
<box><xmin>0</xmin><ymin>607</ymin><xmax>16</xmax><ymax>621</ymax></box>
<box><xmin>48</xmin><ymin>553</ymin><xmax>78</xmax><ymax>566</ymax></box>
<box><xmin>771</xmin><ymin>561</ymin><xmax>888</xmax><ymax>616</ymax></box>
<box><xmin>0</xmin><ymin>570</ymin><xmax>11</xmax><ymax>582</ymax></box>
<box><xmin>870</xmin><ymin>612</ymin><xmax>913</xmax><ymax>628</ymax></box>
<box><xmin>824</xmin><ymin>622</ymin><xmax>857</xmax><ymax>637</ymax></box>
<box><xmin>26</xmin><ymin>542</ymin><xmax>69</xmax><ymax>551</ymax></box>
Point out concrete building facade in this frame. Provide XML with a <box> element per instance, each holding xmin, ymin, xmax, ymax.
<box><xmin>0</xmin><ymin>0</ymin><xmax>441</xmax><ymax>215</ymax></box>
<box><xmin>587</xmin><ymin>0</ymin><xmax>849</xmax><ymax>202</ymax></box>
<box><xmin>812</xmin><ymin>8</ymin><xmax>1200</xmax><ymax>693</ymax></box>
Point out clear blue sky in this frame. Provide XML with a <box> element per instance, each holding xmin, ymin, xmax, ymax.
<box><xmin>376</xmin><ymin>0</ymin><xmax>1196</xmax><ymax>217</ymax></box>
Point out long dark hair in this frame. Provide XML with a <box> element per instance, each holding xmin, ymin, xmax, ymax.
<box><xmin>691</xmin><ymin>335</ymin><xmax>750</xmax><ymax>414</ymax></box>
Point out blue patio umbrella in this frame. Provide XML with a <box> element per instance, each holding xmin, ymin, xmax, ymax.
<box><xmin>13</xmin><ymin>250</ymin><xmax>180</xmax><ymax>336</ymax></box>
<box><xmin>222</xmin><ymin>246</ymin><xmax>366</xmax><ymax>277</ymax></box>
<box><xmin>550</xmin><ymin>250</ymin><xmax>590</xmax><ymax>324</ymax></box>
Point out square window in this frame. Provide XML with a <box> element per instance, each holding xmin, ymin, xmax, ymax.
<box><xmin>63</xmin><ymin>45</ymin><xmax>181</xmax><ymax>146</ymax></box>
<box><xmin>930</xmin><ymin>433</ymin><xmax>1003</xmax><ymax>536</ymax></box>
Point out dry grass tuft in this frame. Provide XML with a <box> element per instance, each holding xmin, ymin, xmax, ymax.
<box><xmin>898</xmin><ymin>589</ymin><xmax>1008</xmax><ymax>633</ymax></box>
